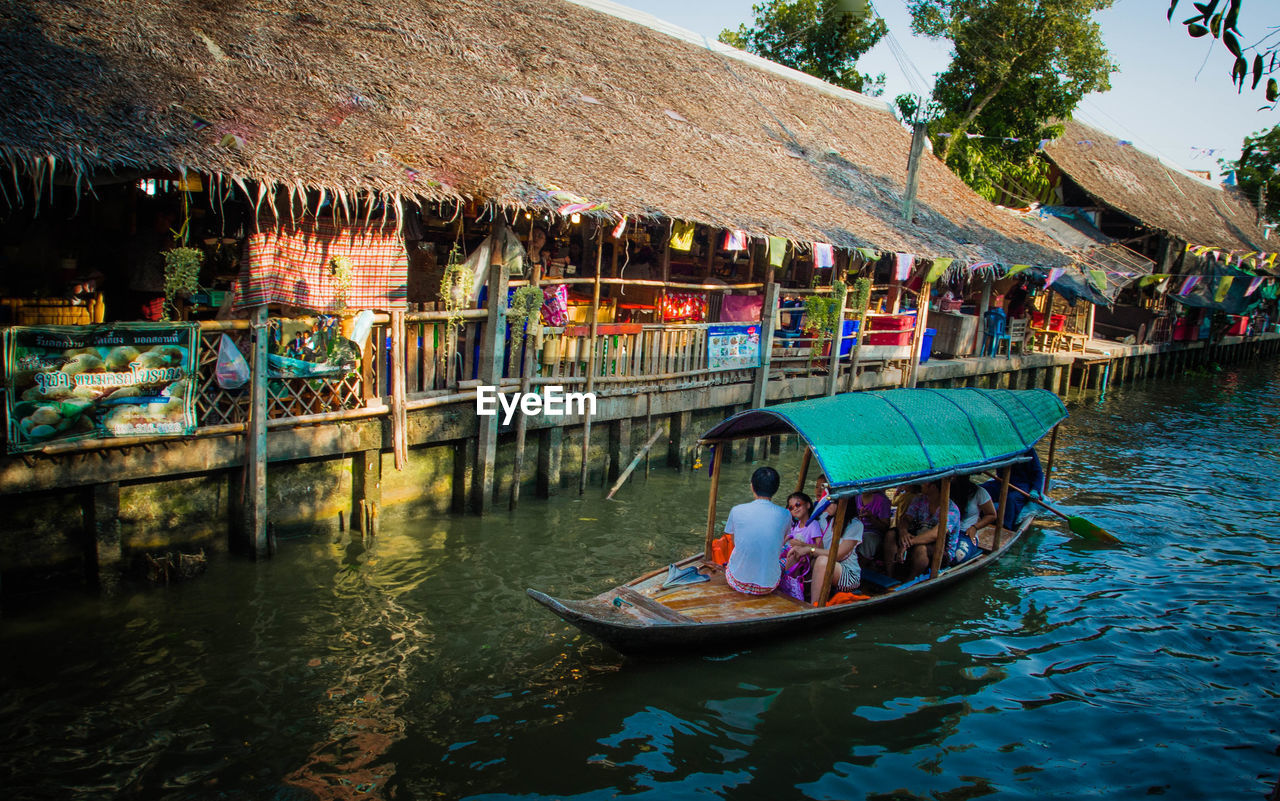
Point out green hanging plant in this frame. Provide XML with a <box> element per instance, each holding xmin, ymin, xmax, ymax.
<box><xmin>438</xmin><ymin>244</ymin><xmax>474</xmax><ymax>338</ymax></box>
<box><xmin>330</xmin><ymin>255</ymin><xmax>354</xmax><ymax>309</ymax></box>
<box><xmin>162</xmin><ymin>246</ymin><xmax>203</xmax><ymax>322</ymax></box>
<box><xmin>846</xmin><ymin>277</ymin><xmax>872</xmax><ymax>362</ymax></box>
<box><xmin>506</xmin><ymin>285</ymin><xmax>544</xmax><ymax>337</ymax></box>
<box><xmin>805</xmin><ymin>279</ymin><xmax>847</xmax><ymax>362</ymax></box>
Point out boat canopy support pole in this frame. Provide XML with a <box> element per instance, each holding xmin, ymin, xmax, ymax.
<box><xmin>995</xmin><ymin>464</ymin><xmax>1012</xmax><ymax>550</ymax></box>
<box><xmin>1044</xmin><ymin>423</ymin><xmax>1060</xmax><ymax>491</ymax></box>
<box><xmin>814</xmin><ymin>496</ymin><xmax>849</xmax><ymax>607</ymax></box>
<box><xmin>578</xmin><ymin>229</ymin><xmax>604</xmax><ymax>495</ymax></box>
<box><xmin>795</xmin><ymin>447</ymin><xmax>812</xmax><ymax>494</ymax></box>
<box><xmin>929</xmin><ymin>477</ymin><xmax>952</xmax><ymax>578</ymax></box>
<box><xmin>703</xmin><ymin>443</ymin><xmax>725</xmax><ymax>563</ymax></box>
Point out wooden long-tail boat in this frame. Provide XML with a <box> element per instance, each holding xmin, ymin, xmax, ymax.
<box><xmin>528</xmin><ymin>388</ymin><xmax>1067</xmax><ymax>654</ymax></box>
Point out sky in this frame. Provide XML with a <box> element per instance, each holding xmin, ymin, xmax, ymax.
<box><xmin>613</xmin><ymin>0</ymin><xmax>1277</xmax><ymax>180</ymax></box>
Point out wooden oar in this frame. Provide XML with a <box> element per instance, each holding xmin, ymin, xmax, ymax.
<box><xmin>605</xmin><ymin>429</ymin><xmax>666</xmax><ymax>500</ymax></box>
<box><xmin>1000</xmin><ymin>480</ymin><xmax>1120</xmax><ymax>544</ymax></box>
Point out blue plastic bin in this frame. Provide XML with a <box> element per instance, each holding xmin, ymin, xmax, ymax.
<box><xmin>837</xmin><ymin>318</ymin><xmax>860</xmax><ymax>357</ymax></box>
<box><xmin>920</xmin><ymin>327</ymin><xmax>936</xmax><ymax>362</ymax></box>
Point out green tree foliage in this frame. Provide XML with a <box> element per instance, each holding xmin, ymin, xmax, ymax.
<box><xmin>719</xmin><ymin>0</ymin><xmax>889</xmax><ymax>95</ymax></box>
<box><xmin>907</xmin><ymin>0</ymin><xmax>1116</xmax><ymax>200</ymax></box>
<box><xmin>1221</xmin><ymin>124</ymin><xmax>1280</xmax><ymax>222</ymax></box>
<box><xmin>1167</xmin><ymin>1</ymin><xmax>1278</xmax><ymax>103</ymax></box>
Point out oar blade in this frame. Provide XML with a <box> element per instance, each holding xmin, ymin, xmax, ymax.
<box><xmin>1067</xmin><ymin>515</ymin><xmax>1120</xmax><ymax>544</ymax></box>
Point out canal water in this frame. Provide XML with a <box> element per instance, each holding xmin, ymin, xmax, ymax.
<box><xmin>3</xmin><ymin>362</ymin><xmax>1279</xmax><ymax>800</ymax></box>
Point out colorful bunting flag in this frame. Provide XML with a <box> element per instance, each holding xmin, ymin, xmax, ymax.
<box><xmin>670</xmin><ymin>221</ymin><xmax>695</xmax><ymax>252</ymax></box>
<box><xmin>723</xmin><ymin>230</ymin><xmax>748</xmax><ymax>251</ymax></box>
<box><xmin>1045</xmin><ymin>267</ymin><xmax>1065</xmax><ymax>288</ymax></box>
<box><xmin>1004</xmin><ymin>264</ymin><xmax>1032</xmax><ymax>277</ymax></box>
<box><xmin>1245</xmin><ymin>276</ymin><xmax>1265</xmax><ymax>297</ymax></box>
<box><xmin>1178</xmin><ymin>276</ymin><xmax>1201</xmax><ymax>296</ymax></box>
<box><xmin>611</xmin><ymin>216</ymin><xmax>627</xmax><ymax>239</ymax></box>
<box><xmin>1088</xmin><ymin>269</ymin><xmax>1108</xmax><ymax>291</ymax></box>
<box><xmin>813</xmin><ymin>243</ymin><xmax>835</xmax><ymax>269</ymax></box>
<box><xmin>1214</xmin><ymin>276</ymin><xmax>1234</xmax><ymax>302</ymax></box>
<box><xmin>925</xmin><ymin>258</ymin><xmax>953</xmax><ymax>282</ymax></box>
<box><xmin>768</xmin><ymin>237</ymin><xmax>788</xmax><ymax>269</ymax></box>
<box><xmin>894</xmin><ymin>253</ymin><xmax>915</xmax><ymax>280</ymax></box>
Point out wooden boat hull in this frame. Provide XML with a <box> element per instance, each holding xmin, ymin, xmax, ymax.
<box><xmin>529</xmin><ymin>517</ymin><xmax>1034</xmax><ymax>655</ymax></box>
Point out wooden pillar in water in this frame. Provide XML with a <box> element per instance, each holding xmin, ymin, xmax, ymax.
<box><xmin>703</xmin><ymin>444</ymin><xmax>725</xmax><ymax>561</ymax></box>
<box><xmin>510</xmin><ymin>258</ymin><xmax>542</xmax><ymax>509</ymax></box>
<box><xmin>826</xmin><ymin>283</ymin><xmax>848</xmax><ymax>396</ymax></box>
<box><xmin>246</xmin><ymin>304</ymin><xmax>269</xmax><ymax>557</ymax></box>
<box><xmin>472</xmin><ymin>241</ymin><xmax>508</xmax><ymax>514</ymax></box>
<box><xmin>353</xmin><ymin>449</ymin><xmax>381</xmax><ymax>535</ymax></box>
<box><xmin>668</xmin><ymin>410</ymin><xmax>692</xmax><ymax>470</ymax></box>
<box><xmin>84</xmin><ymin>482</ymin><xmax>123</xmax><ymax>593</ymax></box>
<box><xmin>452</xmin><ymin>439</ymin><xmax>474</xmax><ymax>513</ymax></box>
<box><xmin>608</xmin><ymin>417</ymin><xmax>632</xmax><ymax>482</ymax></box>
<box><xmin>536</xmin><ymin>427</ymin><xmax>563</xmax><ymax>498</ymax></box>
<box><xmin>579</xmin><ymin>231</ymin><xmax>604</xmax><ymax>494</ymax></box>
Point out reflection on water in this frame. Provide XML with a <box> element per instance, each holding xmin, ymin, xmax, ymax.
<box><xmin>2</xmin><ymin>363</ymin><xmax>1280</xmax><ymax>800</ymax></box>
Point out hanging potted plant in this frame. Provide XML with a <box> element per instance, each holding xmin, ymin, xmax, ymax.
<box><xmin>804</xmin><ymin>279</ymin><xmax>847</xmax><ymax>362</ymax></box>
<box><xmin>162</xmin><ymin>246</ymin><xmax>204</xmax><ymax>322</ymax></box>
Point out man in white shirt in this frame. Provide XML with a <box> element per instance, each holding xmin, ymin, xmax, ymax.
<box><xmin>724</xmin><ymin>467</ymin><xmax>792</xmax><ymax>595</ymax></box>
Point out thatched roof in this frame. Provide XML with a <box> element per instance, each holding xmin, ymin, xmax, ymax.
<box><xmin>0</xmin><ymin>0</ymin><xmax>1070</xmax><ymax>266</ymax></box>
<box><xmin>1043</xmin><ymin>120</ymin><xmax>1268</xmax><ymax>252</ymax></box>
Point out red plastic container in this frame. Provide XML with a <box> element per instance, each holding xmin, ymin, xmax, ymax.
<box><xmin>1031</xmin><ymin>312</ymin><xmax>1067</xmax><ymax>331</ymax></box>
<box><xmin>867</xmin><ymin>330</ymin><xmax>913</xmax><ymax>346</ymax></box>
<box><xmin>868</xmin><ymin>313</ymin><xmax>915</xmax><ymax>331</ymax></box>
<box><xmin>1226</xmin><ymin>315</ymin><xmax>1248</xmax><ymax>336</ymax></box>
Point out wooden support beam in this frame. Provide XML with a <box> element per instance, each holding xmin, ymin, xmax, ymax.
<box><xmin>795</xmin><ymin>447</ymin><xmax>812</xmax><ymax>494</ymax></box>
<box><xmin>814</xmin><ymin>496</ymin><xmax>849</xmax><ymax>607</ymax></box>
<box><xmin>533</xmin><ymin>426</ymin><xmax>563</xmax><ymax>498</ymax></box>
<box><xmin>995</xmin><ymin>464</ymin><xmax>1012</xmax><ymax>549</ymax></box>
<box><xmin>452</xmin><ymin>438</ymin><xmax>475</xmax><ymax>513</ymax></box>
<box><xmin>84</xmin><ymin>481</ymin><xmax>123</xmax><ymax>594</ymax></box>
<box><xmin>389</xmin><ymin>310</ymin><xmax>409</xmax><ymax>471</ymax></box>
<box><xmin>825</xmin><ymin>284</ymin><xmax>848</xmax><ymax>396</ymax></box>
<box><xmin>472</xmin><ymin>239</ymin><xmax>509</xmax><ymax>514</ymax></box>
<box><xmin>668</xmin><ymin>410</ymin><xmax>692</xmax><ymax>470</ymax></box>
<box><xmin>750</xmin><ymin>281</ymin><xmax>780</xmax><ymax>409</ymax></box>
<box><xmin>247</xmin><ymin>304</ymin><xmax>270</xmax><ymax>557</ymax></box>
<box><xmin>510</xmin><ymin>260</ymin><xmax>542</xmax><ymax>510</ymax></box>
<box><xmin>703</xmin><ymin>443</ymin><xmax>725</xmax><ymax>561</ymax></box>
<box><xmin>1044</xmin><ymin>423</ymin><xmax>1059</xmax><ymax>491</ymax></box>
<box><xmin>579</xmin><ymin>231</ymin><xmax>604</xmax><ymax>495</ymax></box>
<box><xmin>608</xmin><ymin>417</ymin><xmax>632</xmax><ymax>482</ymax></box>
<box><xmin>352</xmin><ymin>449</ymin><xmax>381</xmax><ymax>535</ymax></box>
<box><xmin>906</xmin><ymin>282</ymin><xmax>932</xmax><ymax>388</ymax></box>
<box><xmin>929</xmin><ymin>476</ymin><xmax>952</xmax><ymax>578</ymax></box>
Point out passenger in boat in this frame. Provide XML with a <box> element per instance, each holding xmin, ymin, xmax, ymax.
<box><xmin>853</xmin><ymin>489</ymin><xmax>893</xmax><ymax>563</ymax></box>
<box><xmin>807</xmin><ymin>508</ymin><xmax>862</xmax><ymax>602</ymax></box>
<box><xmin>952</xmin><ymin>476</ymin><xmax>996</xmax><ymax>565</ymax></box>
<box><xmin>781</xmin><ymin>492</ymin><xmax>823</xmax><ymax>574</ymax></box>
<box><xmin>723</xmin><ymin>467</ymin><xmax>792</xmax><ymax>596</ymax></box>
<box><xmin>885</xmin><ymin>480</ymin><xmax>961</xmax><ymax>580</ymax></box>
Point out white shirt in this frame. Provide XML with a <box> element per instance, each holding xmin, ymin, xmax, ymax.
<box><xmin>724</xmin><ymin>498</ymin><xmax>791</xmax><ymax>591</ymax></box>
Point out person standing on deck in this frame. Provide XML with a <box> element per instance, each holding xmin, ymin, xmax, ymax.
<box><xmin>724</xmin><ymin>467</ymin><xmax>791</xmax><ymax>596</ymax></box>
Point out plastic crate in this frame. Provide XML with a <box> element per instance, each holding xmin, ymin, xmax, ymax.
<box><xmin>867</xmin><ymin>330</ymin><xmax>912</xmax><ymax>346</ymax></box>
<box><xmin>867</xmin><ymin>313</ymin><xmax>916</xmax><ymax>331</ymax></box>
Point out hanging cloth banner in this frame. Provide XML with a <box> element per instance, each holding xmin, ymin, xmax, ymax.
<box><xmin>1004</xmin><ymin>263</ymin><xmax>1033</xmax><ymax>278</ymax></box>
<box><xmin>925</xmin><ymin>258</ymin><xmax>953</xmax><ymax>283</ymax></box>
<box><xmin>1244</xmin><ymin>276</ymin><xmax>1265</xmax><ymax>297</ymax></box>
<box><xmin>813</xmin><ymin>243</ymin><xmax>835</xmax><ymax>269</ymax></box>
<box><xmin>1088</xmin><ymin>269</ymin><xmax>1108</xmax><ymax>292</ymax></box>
<box><xmin>1044</xmin><ymin>267</ymin><xmax>1065</xmax><ymax>288</ymax></box>
<box><xmin>768</xmin><ymin>236</ymin><xmax>788</xmax><ymax>269</ymax></box>
<box><xmin>894</xmin><ymin>253</ymin><xmax>915</xmax><ymax>281</ymax></box>
<box><xmin>670</xmin><ymin>221</ymin><xmax>695</xmax><ymax>252</ymax></box>
<box><xmin>611</xmin><ymin>216</ymin><xmax>628</xmax><ymax>239</ymax></box>
<box><xmin>723</xmin><ymin>230</ymin><xmax>748</xmax><ymax>251</ymax></box>
<box><xmin>968</xmin><ymin>261</ymin><xmax>994</xmax><ymax>273</ymax></box>
<box><xmin>1178</xmin><ymin>275</ymin><xmax>1201</xmax><ymax>296</ymax></box>
<box><xmin>1140</xmin><ymin>273</ymin><xmax>1171</xmax><ymax>287</ymax></box>
<box><xmin>856</xmin><ymin>247</ymin><xmax>878</xmax><ymax>262</ymax></box>
<box><xmin>1214</xmin><ymin>276</ymin><xmax>1235</xmax><ymax>303</ymax></box>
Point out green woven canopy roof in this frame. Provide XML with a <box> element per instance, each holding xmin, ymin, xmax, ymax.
<box><xmin>702</xmin><ymin>389</ymin><xmax>1067</xmax><ymax>496</ymax></box>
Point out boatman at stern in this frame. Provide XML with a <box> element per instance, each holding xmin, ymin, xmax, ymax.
<box><xmin>724</xmin><ymin>467</ymin><xmax>793</xmax><ymax>595</ymax></box>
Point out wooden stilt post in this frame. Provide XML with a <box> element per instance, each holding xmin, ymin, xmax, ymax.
<box><xmin>510</xmin><ymin>259</ymin><xmax>542</xmax><ymax>509</ymax></box>
<box><xmin>703</xmin><ymin>443</ymin><xmax>725</xmax><ymax>562</ymax></box>
<box><xmin>353</xmin><ymin>449</ymin><xmax>381</xmax><ymax>534</ymax></box>
<box><xmin>84</xmin><ymin>482</ymin><xmax>123</xmax><ymax>593</ymax></box>
<box><xmin>579</xmin><ymin>229</ymin><xmax>604</xmax><ymax>494</ymax></box>
<box><xmin>536</xmin><ymin>426</ymin><xmax>563</xmax><ymax>497</ymax></box>
<box><xmin>472</xmin><ymin>224</ymin><xmax>509</xmax><ymax>514</ymax></box>
<box><xmin>929</xmin><ymin>477</ymin><xmax>952</xmax><ymax>578</ymax></box>
<box><xmin>390</xmin><ymin>310</ymin><xmax>408</xmax><ymax>471</ymax></box>
<box><xmin>906</xmin><ymin>282</ymin><xmax>932</xmax><ymax>388</ymax></box>
<box><xmin>814</xmin><ymin>497</ymin><xmax>849</xmax><ymax>607</ymax></box>
<box><xmin>995</xmin><ymin>464</ymin><xmax>1012</xmax><ymax>549</ymax></box>
<box><xmin>795</xmin><ymin>447</ymin><xmax>812</xmax><ymax>494</ymax></box>
<box><xmin>247</xmin><ymin>304</ymin><xmax>269</xmax><ymax>557</ymax></box>
<box><xmin>825</xmin><ymin>282</ymin><xmax>848</xmax><ymax>396</ymax></box>
<box><xmin>751</xmin><ymin>281</ymin><xmax>780</xmax><ymax>409</ymax></box>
